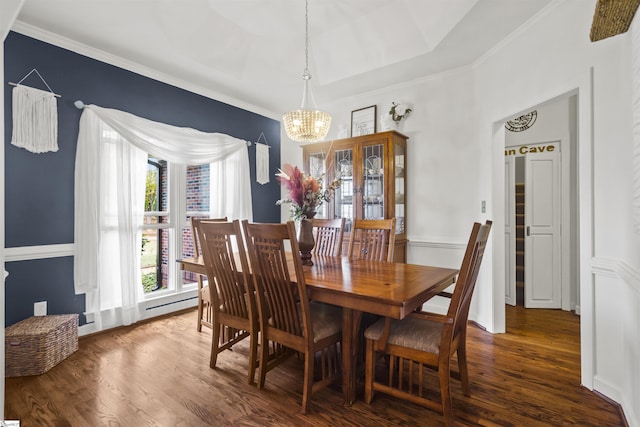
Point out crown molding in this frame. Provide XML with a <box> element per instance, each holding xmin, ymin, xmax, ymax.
<box><xmin>10</xmin><ymin>21</ymin><xmax>280</xmax><ymax>121</ymax></box>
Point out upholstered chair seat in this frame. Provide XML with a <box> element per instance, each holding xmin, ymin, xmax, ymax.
<box><xmin>307</xmin><ymin>302</ymin><xmax>342</xmax><ymax>343</ymax></box>
<box><xmin>365</xmin><ymin>316</ymin><xmax>444</xmax><ymax>354</ymax></box>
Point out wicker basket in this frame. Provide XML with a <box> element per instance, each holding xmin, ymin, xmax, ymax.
<box><xmin>5</xmin><ymin>314</ymin><xmax>79</xmax><ymax>377</ymax></box>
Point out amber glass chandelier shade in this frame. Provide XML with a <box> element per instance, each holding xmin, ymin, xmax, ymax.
<box><xmin>282</xmin><ymin>109</ymin><xmax>331</xmax><ymax>143</ymax></box>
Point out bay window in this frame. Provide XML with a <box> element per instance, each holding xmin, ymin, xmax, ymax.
<box><xmin>74</xmin><ymin>105</ymin><xmax>252</xmax><ymax>330</ymax></box>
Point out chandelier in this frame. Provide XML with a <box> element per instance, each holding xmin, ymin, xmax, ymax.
<box><xmin>282</xmin><ymin>0</ymin><xmax>331</xmax><ymax>143</ymax></box>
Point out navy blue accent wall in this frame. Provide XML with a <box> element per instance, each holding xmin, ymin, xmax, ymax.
<box><xmin>4</xmin><ymin>31</ymin><xmax>281</xmax><ymax>326</ymax></box>
<box><xmin>4</xmin><ymin>257</ymin><xmax>82</xmax><ymax>323</ymax></box>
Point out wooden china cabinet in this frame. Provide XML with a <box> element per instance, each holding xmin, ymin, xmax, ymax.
<box><xmin>302</xmin><ymin>130</ymin><xmax>408</xmax><ymax>262</ymax></box>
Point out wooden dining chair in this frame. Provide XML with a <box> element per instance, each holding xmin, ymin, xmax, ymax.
<box><xmin>241</xmin><ymin>220</ymin><xmax>342</xmax><ymax>414</ymax></box>
<box><xmin>347</xmin><ymin>218</ymin><xmax>396</xmax><ymax>262</ymax></box>
<box><xmin>312</xmin><ymin>217</ymin><xmax>345</xmax><ymax>256</ymax></box>
<box><xmin>363</xmin><ymin>220</ymin><xmax>492</xmax><ymax>426</ymax></box>
<box><xmin>196</xmin><ymin>219</ymin><xmax>258</xmax><ymax>384</ymax></box>
<box><xmin>191</xmin><ymin>216</ymin><xmax>227</xmax><ymax>332</ymax></box>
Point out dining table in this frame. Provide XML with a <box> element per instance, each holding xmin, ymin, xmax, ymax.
<box><xmin>178</xmin><ymin>254</ymin><xmax>459</xmax><ymax>404</ymax></box>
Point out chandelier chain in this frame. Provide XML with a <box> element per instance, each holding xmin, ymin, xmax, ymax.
<box><xmin>304</xmin><ymin>0</ymin><xmax>310</xmax><ymax>79</ymax></box>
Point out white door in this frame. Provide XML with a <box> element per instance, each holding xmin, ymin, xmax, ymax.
<box><xmin>504</xmin><ymin>156</ymin><xmax>516</xmax><ymax>306</ymax></box>
<box><xmin>524</xmin><ymin>149</ymin><xmax>561</xmax><ymax>308</ymax></box>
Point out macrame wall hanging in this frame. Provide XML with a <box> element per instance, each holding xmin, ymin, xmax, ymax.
<box><xmin>9</xmin><ymin>68</ymin><xmax>61</xmax><ymax>153</ymax></box>
<box><xmin>255</xmin><ymin>131</ymin><xmax>271</xmax><ymax>185</ymax></box>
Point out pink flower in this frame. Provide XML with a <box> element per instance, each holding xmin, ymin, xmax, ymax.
<box><xmin>276</xmin><ymin>163</ymin><xmax>341</xmax><ymax>220</ymax></box>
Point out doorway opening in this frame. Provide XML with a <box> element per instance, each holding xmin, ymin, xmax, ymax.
<box><xmin>503</xmin><ymin>95</ymin><xmax>579</xmax><ymax>314</ymax></box>
<box><xmin>494</xmin><ymin>73</ymin><xmax>594</xmax><ymax>388</ymax></box>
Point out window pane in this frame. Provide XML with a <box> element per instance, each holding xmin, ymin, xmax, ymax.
<box><xmin>181</xmin><ymin>219</ymin><xmax>204</xmax><ymax>288</ymax></box>
<box><xmin>187</xmin><ymin>164</ymin><xmax>210</xmax><ymax>213</ymax></box>
<box><xmin>144</xmin><ymin>157</ymin><xmax>168</xmax><ymax>225</ymax></box>
<box><xmin>142</xmin><ymin>157</ymin><xmax>170</xmax><ymax>294</ymax></box>
<box><xmin>183</xmin><ymin>164</ymin><xmax>210</xmax><ymax>287</ymax></box>
<box><xmin>141</xmin><ymin>228</ymin><xmax>170</xmax><ymax>293</ymax></box>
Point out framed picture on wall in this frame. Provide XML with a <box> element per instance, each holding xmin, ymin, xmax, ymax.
<box><xmin>351</xmin><ymin>105</ymin><xmax>377</xmax><ymax>137</ymax></box>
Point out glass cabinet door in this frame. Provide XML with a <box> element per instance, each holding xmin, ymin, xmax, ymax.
<box><xmin>333</xmin><ymin>147</ymin><xmax>354</xmax><ymax>232</ymax></box>
<box><xmin>394</xmin><ymin>141</ymin><xmax>406</xmax><ymax>235</ymax></box>
<box><xmin>307</xmin><ymin>152</ymin><xmax>328</xmax><ymax>219</ymax></box>
<box><xmin>362</xmin><ymin>143</ymin><xmax>385</xmax><ymax>221</ymax></box>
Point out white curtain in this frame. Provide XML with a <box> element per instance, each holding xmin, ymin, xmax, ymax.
<box><xmin>74</xmin><ymin>105</ymin><xmax>252</xmax><ymax>329</ymax></box>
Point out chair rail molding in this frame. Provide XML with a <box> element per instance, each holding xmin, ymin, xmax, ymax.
<box><xmin>5</xmin><ymin>243</ymin><xmax>75</xmax><ymax>262</ymax></box>
<box><xmin>591</xmin><ymin>257</ymin><xmax>640</xmax><ymax>295</ymax></box>
<box><xmin>407</xmin><ymin>237</ymin><xmax>467</xmax><ymax>250</ymax></box>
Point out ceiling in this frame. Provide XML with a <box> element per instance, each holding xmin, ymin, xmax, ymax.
<box><xmin>14</xmin><ymin>0</ymin><xmax>554</xmax><ymax>116</ymax></box>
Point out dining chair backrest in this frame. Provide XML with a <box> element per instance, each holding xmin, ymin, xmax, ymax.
<box><xmin>190</xmin><ymin>216</ymin><xmax>228</xmax><ymax>257</ymax></box>
<box><xmin>446</xmin><ymin>220</ymin><xmax>492</xmax><ymax>344</ymax></box>
<box><xmin>198</xmin><ymin>220</ymin><xmax>253</xmax><ymax>321</ymax></box>
<box><xmin>312</xmin><ymin>218</ymin><xmax>346</xmax><ymax>256</ymax></box>
<box><xmin>196</xmin><ymin>219</ymin><xmax>258</xmax><ymax>382</ymax></box>
<box><xmin>190</xmin><ymin>216</ymin><xmax>228</xmax><ymax>332</ymax></box>
<box><xmin>347</xmin><ymin>218</ymin><xmax>396</xmax><ymax>262</ymax></box>
<box><xmin>241</xmin><ymin>220</ymin><xmax>342</xmax><ymax>414</ymax></box>
<box><xmin>242</xmin><ymin>220</ymin><xmax>309</xmax><ymax>340</ymax></box>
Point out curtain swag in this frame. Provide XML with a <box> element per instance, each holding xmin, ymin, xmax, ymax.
<box><xmin>83</xmin><ymin>105</ymin><xmax>248</xmax><ymax>164</ymax></box>
<box><xmin>74</xmin><ymin>105</ymin><xmax>253</xmax><ymax>328</ymax></box>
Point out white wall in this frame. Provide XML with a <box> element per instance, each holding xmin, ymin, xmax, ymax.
<box><xmin>505</xmin><ymin>98</ymin><xmax>569</xmax><ymax>147</ymax></box>
<box><xmin>284</xmin><ymin>67</ymin><xmax>481</xmax><ymax>245</ymax></box>
<box><xmin>473</xmin><ymin>0</ymin><xmax>638</xmax><ymax>424</ymax></box>
<box><xmin>281</xmin><ymin>0</ymin><xmax>640</xmax><ymax>424</ymax></box>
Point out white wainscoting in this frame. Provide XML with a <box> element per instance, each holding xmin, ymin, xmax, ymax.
<box><xmin>591</xmin><ymin>257</ymin><xmax>640</xmax><ymax>427</ymax></box>
<box><xmin>407</xmin><ymin>238</ymin><xmax>467</xmax><ymax>315</ymax></box>
<box><xmin>407</xmin><ymin>238</ymin><xmax>467</xmax><ymax>266</ymax></box>
<box><xmin>5</xmin><ymin>243</ymin><xmax>199</xmax><ymax>337</ymax></box>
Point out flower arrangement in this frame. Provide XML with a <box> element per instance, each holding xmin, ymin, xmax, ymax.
<box><xmin>389</xmin><ymin>102</ymin><xmax>413</xmax><ymax>123</ymax></box>
<box><xmin>276</xmin><ymin>163</ymin><xmax>341</xmax><ymax>220</ymax></box>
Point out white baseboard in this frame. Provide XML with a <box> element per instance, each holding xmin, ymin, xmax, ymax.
<box><xmin>78</xmin><ymin>291</ymin><xmax>198</xmax><ymax>337</ymax></box>
<box><xmin>593</xmin><ymin>375</ymin><xmax>637</xmax><ymax>427</ymax></box>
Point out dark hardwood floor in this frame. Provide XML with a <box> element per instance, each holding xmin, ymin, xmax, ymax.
<box><xmin>5</xmin><ymin>306</ymin><xmax>627</xmax><ymax>426</ymax></box>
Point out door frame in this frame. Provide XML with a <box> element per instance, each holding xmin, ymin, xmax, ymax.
<box><xmin>491</xmin><ymin>69</ymin><xmax>594</xmax><ymax>389</ymax></box>
<box><xmin>504</xmin><ymin>156</ymin><xmax>516</xmax><ymax>306</ymax></box>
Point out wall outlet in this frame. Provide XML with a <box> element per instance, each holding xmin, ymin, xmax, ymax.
<box><xmin>34</xmin><ymin>301</ymin><xmax>47</xmax><ymax>316</ymax></box>
<box><xmin>481</xmin><ymin>200</ymin><xmax>486</xmax><ymax>213</ymax></box>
